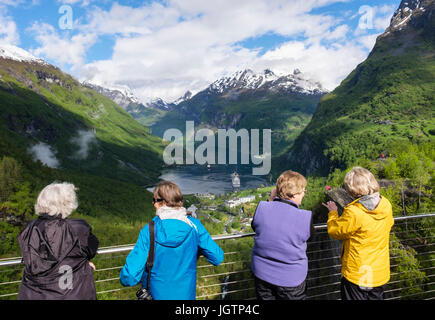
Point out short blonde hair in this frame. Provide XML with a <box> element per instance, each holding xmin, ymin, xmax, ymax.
<box><xmin>276</xmin><ymin>170</ymin><xmax>307</xmax><ymax>199</ymax></box>
<box><xmin>344</xmin><ymin>167</ymin><xmax>380</xmax><ymax>198</ymax></box>
<box><xmin>34</xmin><ymin>182</ymin><xmax>78</xmax><ymax>219</ymax></box>
<box><xmin>153</xmin><ymin>180</ymin><xmax>183</xmax><ymax>207</ymax></box>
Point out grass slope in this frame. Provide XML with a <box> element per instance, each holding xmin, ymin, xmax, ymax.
<box><xmin>0</xmin><ymin>58</ymin><xmax>165</xmax><ymax>185</ymax></box>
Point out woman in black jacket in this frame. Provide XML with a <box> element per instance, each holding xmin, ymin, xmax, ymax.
<box><xmin>17</xmin><ymin>182</ymin><xmax>99</xmax><ymax>300</ymax></box>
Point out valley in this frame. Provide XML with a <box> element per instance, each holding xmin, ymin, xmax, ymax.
<box><xmin>0</xmin><ymin>0</ymin><xmax>434</xmax><ymax>301</ymax></box>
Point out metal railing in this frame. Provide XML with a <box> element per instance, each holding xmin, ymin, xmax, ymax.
<box><xmin>1</xmin><ymin>213</ymin><xmax>434</xmax><ymax>300</ymax></box>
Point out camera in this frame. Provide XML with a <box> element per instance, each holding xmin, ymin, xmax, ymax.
<box><xmin>136</xmin><ymin>286</ymin><xmax>153</xmax><ymax>300</ymax></box>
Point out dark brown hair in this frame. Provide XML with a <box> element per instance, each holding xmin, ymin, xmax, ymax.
<box><xmin>153</xmin><ymin>180</ymin><xmax>183</xmax><ymax>207</ymax></box>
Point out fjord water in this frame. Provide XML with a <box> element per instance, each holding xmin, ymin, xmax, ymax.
<box><xmin>147</xmin><ymin>164</ymin><xmax>270</xmax><ymax>195</ymax></box>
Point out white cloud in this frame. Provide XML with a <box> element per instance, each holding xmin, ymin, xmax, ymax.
<box><xmin>82</xmin><ymin>2</ymin><xmax>180</xmax><ymax>36</ymax></box>
<box><xmin>70</xmin><ymin>129</ymin><xmax>97</xmax><ymax>160</ymax></box>
<box><xmin>26</xmin><ymin>0</ymin><xmax>392</xmax><ymax>102</ymax></box>
<box><xmin>28</xmin><ymin>142</ymin><xmax>60</xmax><ymax>168</ymax></box>
<box><xmin>57</xmin><ymin>0</ymin><xmax>86</xmax><ymax>5</ymax></box>
<box><xmin>373</xmin><ymin>4</ymin><xmax>396</xmax><ymax>30</ymax></box>
<box><xmin>357</xmin><ymin>34</ymin><xmax>379</xmax><ymax>51</ymax></box>
<box><xmin>253</xmin><ymin>39</ymin><xmax>367</xmax><ymax>91</ymax></box>
<box><xmin>77</xmin><ymin>0</ymin><xmax>358</xmax><ymax>101</ymax></box>
<box><xmin>0</xmin><ymin>0</ymin><xmax>25</xmax><ymax>6</ymax></box>
<box><xmin>0</xmin><ymin>10</ymin><xmax>20</xmax><ymax>45</ymax></box>
<box><xmin>354</xmin><ymin>4</ymin><xmax>396</xmax><ymax>36</ymax></box>
<box><xmin>27</xmin><ymin>22</ymin><xmax>97</xmax><ymax>70</ymax></box>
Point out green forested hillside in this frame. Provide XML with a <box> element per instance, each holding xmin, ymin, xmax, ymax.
<box><xmin>0</xmin><ymin>58</ymin><xmax>165</xmax><ymax>185</ymax></box>
<box><xmin>151</xmin><ymin>82</ymin><xmax>324</xmax><ymax>159</ymax></box>
<box><xmin>0</xmin><ymin>54</ymin><xmax>166</xmax><ymax>256</ymax></box>
<box><xmin>276</xmin><ymin>0</ymin><xmax>434</xmax><ymax>176</ymax></box>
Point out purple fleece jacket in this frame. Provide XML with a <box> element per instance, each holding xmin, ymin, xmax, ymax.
<box><xmin>251</xmin><ymin>199</ymin><xmax>312</xmax><ymax>287</ymax></box>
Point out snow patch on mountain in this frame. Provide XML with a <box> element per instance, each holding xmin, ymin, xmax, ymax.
<box><xmin>0</xmin><ymin>44</ymin><xmax>47</xmax><ymax>65</ymax></box>
<box><xmin>388</xmin><ymin>0</ymin><xmax>426</xmax><ymax>30</ymax></box>
<box><xmin>83</xmin><ymin>80</ymin><xmax>140</xmax><ymax>109</ymax></box>
<box><xmin>83</xmin><ymin>80</ymin><xmax>194</xmax><ymax>111</ymax></box>
<box><xmin>208</xmin><ymin>68</ymin><xmax>327</xmax><ymax>95</ymax></box>
<box><xmin>173</xmin><ymin>91</ymin><xmax>193</xmax><ymax>105</ymax></box>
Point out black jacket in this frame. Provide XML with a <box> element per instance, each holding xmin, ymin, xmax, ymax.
<box><xmin>17</xmin><ymin>214</ymin><xmax>99</xmax><ymax>300</ymax></box>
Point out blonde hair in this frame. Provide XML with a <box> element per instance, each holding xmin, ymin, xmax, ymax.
<box><xmin>153</xmin><ymin>180</ymin><xmax>183</xmax><ymax>207</ymax></box>
<box><xmin>276</xmin><ymin>170</ymin><xmax>307</xmax><ymax>199</ymax></box>
<box><xmin>34</xmin><ymin>182</ymin><xmax>78</xmax><ymax>219</ymax></box>
<box><xmin>344</xmin><ymin>167</ymin><xmax>380</xmax><ymax>198</ymax></box>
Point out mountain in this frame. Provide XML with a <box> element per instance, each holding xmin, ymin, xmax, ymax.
<box><xmin>82</xmin><ymin>81</ymin><xmax>140</xmax><ymax>109</ymax></box>
<box><xmin>0</xmin><ymin>44</ymin><xmax>48</xmax><ymax>65</ymax></box>
<box><xmin>208</xmin><ymin>68</ymin><xmax>325</xmax><ymax>96</ymax></box>
<box><xmin>276</xmin><ymin>0</ymin><xmax>435</xmax><ymax>176</ymax></box>
<box><xmin>0</xmin><ymin>44</ymin><xmax>165</xmax><ymax>186</ymax></box>
<box><xmin>150</xmin><ymin>68</ymin><xmax>328</xmax><ymax>159</ymax></box>
<box><xmin>0</xmin><ymin>45</ymin><xmax>170</xmax><ymax>255</ymax></box>
<box><xmin>173</xmin><ymin>90</ymin><xmax>193</xmax><ymax>105</ymax></box>
<box><xmin>82</xmin><ymin>82</ymin><xmax>193</xmax><ymax>127</ymax></box>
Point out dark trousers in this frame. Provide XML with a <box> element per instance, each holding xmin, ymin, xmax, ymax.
<box><xmin>254</xmin><ymin>276</ymin><xmax>307</xmax><ymax>300</ymax></box>
<box><xmin>340</xmin><ymin>277</ymin><xmax>385</xmax><ymax>300</ymax></box>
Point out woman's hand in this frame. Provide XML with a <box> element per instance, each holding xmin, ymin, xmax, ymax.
<box><xmin>89</xmin><ymin>261</ymin><xmax>96</xmax><ymax>271</ymax></box>
<box><xmin>269</xmin><ymin>188</ymin><xmax>277</xmax><ymax>201</ymax></box>
<box><xmin>322</xmin><ymin>201</ymin><xmax>338</xmax><ymax>212</ymax></box>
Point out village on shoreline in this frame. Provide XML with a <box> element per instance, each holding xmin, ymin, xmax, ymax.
<box><xmin>185</xmin><ymin>186</ymin><xmax>274</xmax><ymax>235</ymax></box>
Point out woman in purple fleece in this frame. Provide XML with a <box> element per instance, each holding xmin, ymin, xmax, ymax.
<box><xmin>251</xmin><ymin>170</ymin><xmax>314</xmax><ymax>300</ymax></box>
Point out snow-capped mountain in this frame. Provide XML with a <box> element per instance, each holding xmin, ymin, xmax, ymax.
<box><xmin>382</xmin><ymin>0</ymin><xmax>429</xmax><ymax>36</ymax></box>
<box><xmin>142</xmin><ymin>91</ymin><xmax>193</xmax><ymax>110</ymax></box>
<box><xmin>173</xmin><ymin>90</ymin><xmax>193</xmax><ymax>105</ymax></box>
<box><xmin>82</xmin><ymin>81</ymin><xmax>192</xmax><ymax>112</ymax></box>
<box><xmin>83</xmin><ymin>81</ymin><xmax>140</xmax><ymax>109</ymax></box>
<box><xmin>208</xmin><ymin>68</ymin><xmax>327</xmax><ymax>96</ymax></box>
<box><xmin>150</xmin><ymin>66</ymin><xmax>328</xmax><ymax>145</ymax></box>
<box><xmin>0</xmin><ymin>44</ymin><xmax>47</xmax><ymax>65</ymax></box>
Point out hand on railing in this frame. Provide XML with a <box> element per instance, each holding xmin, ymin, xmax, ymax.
<box><xmin>89</xmin><ymin>262</ymin><xmax>96</xmax><ymax>271</ymax></box>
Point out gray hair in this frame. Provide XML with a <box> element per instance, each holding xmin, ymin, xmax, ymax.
<box><xmin>34</xmin><ymin>182</ymin><xmax>78</xmax><ymax>219</ymax></box>
<box><xmin>344</xmin><ymin>167</ymin><xmax>380</xmax><ymax>198</ymax></box>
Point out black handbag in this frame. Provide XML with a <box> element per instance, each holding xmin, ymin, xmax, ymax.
<box><xmin>136</xmin><ymin>220</ymin><xmax>155</xmax><ymax>300</ymax></box>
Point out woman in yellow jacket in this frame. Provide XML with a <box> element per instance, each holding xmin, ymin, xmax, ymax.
<box><xmin>322</xmin><ymin>167</ymin><xmax>394</xmax><ymax>300</ymax></box>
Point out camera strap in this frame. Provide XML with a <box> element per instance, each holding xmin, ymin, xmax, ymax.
<box><xmin>145</xmin><ymin>220</ymin><xmax>155</xmax><ymax>291</ymax></box>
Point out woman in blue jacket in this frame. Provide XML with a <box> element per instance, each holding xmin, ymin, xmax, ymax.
<box><xmin>120</xmin><ymin>181</ymin><xmax>224</xmax><ymax>300</ymax></box>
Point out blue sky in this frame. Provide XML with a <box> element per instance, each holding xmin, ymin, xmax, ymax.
<box><xmin>0</xmin><ymin>0</ymin><xmax>401</xmax><ymax>101</ymax></box>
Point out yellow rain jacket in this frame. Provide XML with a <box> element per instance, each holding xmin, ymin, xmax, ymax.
<box><xmin>327</xmin><ymin>196</ymin><xmax>394</xmax><ymax>288</ymax></box>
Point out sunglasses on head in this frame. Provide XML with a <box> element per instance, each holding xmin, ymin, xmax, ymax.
<box><xmin>152</xmin><ymin>198</ymin><xmax>163</xmax><ymax>204</ymax></box>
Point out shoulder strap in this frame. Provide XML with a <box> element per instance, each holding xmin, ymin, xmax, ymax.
<box><xmin>146</xmin><ymin>220</ymin><xmax>155</xmax><ymax>290</ymax></box>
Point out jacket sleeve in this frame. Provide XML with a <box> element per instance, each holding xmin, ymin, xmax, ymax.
<box><xmin>82</xmin><ymin>221</ymin><xmax>99</xmax><ymax>259</ymax></box>
<box><xmin>70</xmin><ymin>219</ymin><xmax>99</xmax><ymax>259</ymax></box>
<box><xmin>308</xmin><ymin>214</ymin><xmax>316</xmax><ymax>240</ymax></box>
<box><xmin>250</xmin><ymin>202</ymin><xmax>262</xmax><ymax>232</ymax></box>
<box><xmin>120</xmin><ymin>225</ymin><xmax>150</xmax><ymax>287</ymax></box>
<box><xmin>327</xmin><ymin>208</ymin><xmax>360</xmax><ymax>240</ymax></box>
<box><xmin>194</xmin><ymin>220</ymin><xmax>224</xmax><ymax>266</ymax></box>
<box><xmin>86</xmin><ymin>232</ymin><xmax>99</xmax><ymax>259</ymax></box>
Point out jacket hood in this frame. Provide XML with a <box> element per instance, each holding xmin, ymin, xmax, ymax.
<box><xmin>357</xmin><ymin>192</ymin><xmax>381</xmax><ymax>211</ymax></box>
<box><xmin>349</xmin><ymin>194</ymin><xmax>391</xmax><ymax>220</ymax></box>
<box><xmin>154</xmin><ymin>207</ymin><xmax>198</xmax><ymax>248</ymax></box>
<box><xmin>18</xmin><ymin>215</ymin><xmax>77</xmax><ymax>276</ymax></box>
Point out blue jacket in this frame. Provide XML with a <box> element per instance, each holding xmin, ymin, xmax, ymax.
<box><xmin>120</xmin><ymin>215</ymin><xmax>224</xmax><ymax>300</ymax></box>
